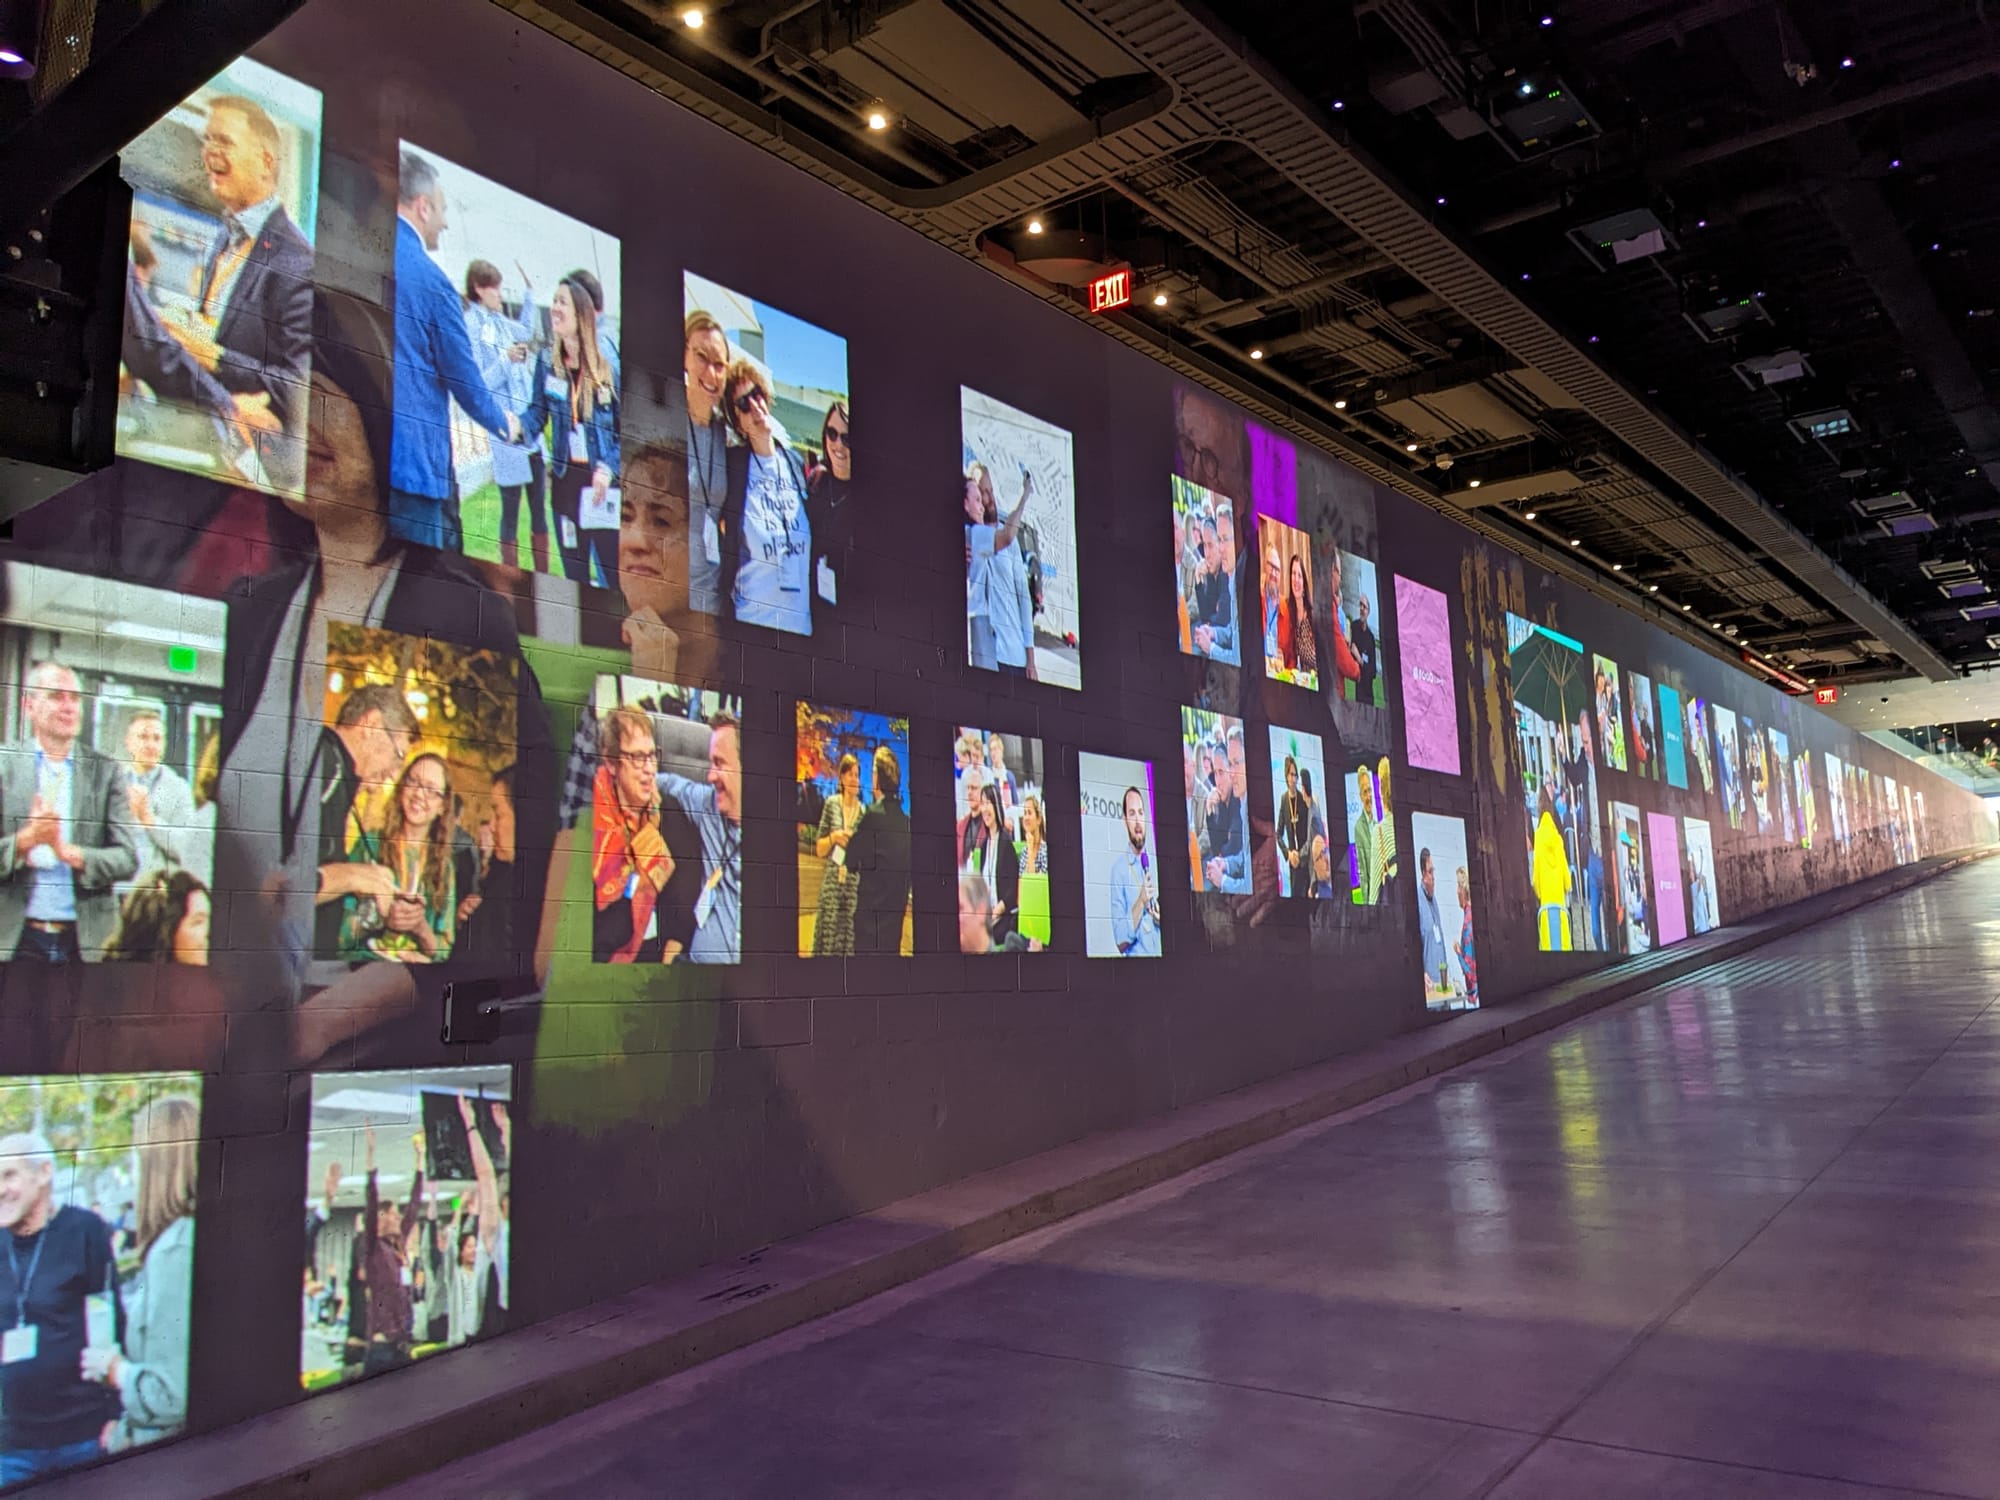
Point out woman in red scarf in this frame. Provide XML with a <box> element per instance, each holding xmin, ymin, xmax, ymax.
<box><xmin>591</xmin><ymin>707</ymin><xmax>683</xmax><ymax>963</ymax></box>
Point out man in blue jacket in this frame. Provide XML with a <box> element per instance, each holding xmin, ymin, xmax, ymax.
<box><xmin>389</xmin><ymin>151</ymin><xmax>522</xmax><ymax>552</ymax></box>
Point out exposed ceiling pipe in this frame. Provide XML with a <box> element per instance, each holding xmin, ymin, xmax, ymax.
<box><xmin>1470</xmin><ymin>56</ymin><xmax>2000</xmax><ymax>235</ymax></box>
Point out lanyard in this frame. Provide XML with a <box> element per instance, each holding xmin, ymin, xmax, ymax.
<box><xmin>8</xmin><ymin>1230</ymin><xmax>47</xmax><ymax>1330</ymax></box>
<box><xmin>687</xmin><ymin>411</ymin><xmax>724</xmax><ymax>513</ymax></box>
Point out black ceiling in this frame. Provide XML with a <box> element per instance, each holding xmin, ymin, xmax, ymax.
<box><xmin>1204</xmin><ymin>0</ymin><xmax>2000</xmax><ymax>667</ymax></box>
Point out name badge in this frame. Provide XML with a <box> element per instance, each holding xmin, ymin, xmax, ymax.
<box><xmin>702</xmin><ymin>515</ymin><xmax>722</xmax><ymax>568</ymax></box>
<box><xmin>2</xmin><ymin>1325</ymin><xmax>38</xmax><ymax>1364</ymax></box>
<box><xmin>817</xmin><ymin>558</ymin><xmax>837</xmax><ymax>605</ymax></box>
<box><xmin>568</xmin><ymin>425</ymin><xmax>589</xmax><ymax>464</ymax></box>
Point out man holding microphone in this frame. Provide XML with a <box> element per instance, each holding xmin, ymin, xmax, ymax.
<box><xmin>1109</xmin><ymin>786</ymin><xmax>1161</xmax><ymax>957</ymax></box>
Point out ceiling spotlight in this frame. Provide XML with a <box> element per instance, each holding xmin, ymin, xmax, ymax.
<box><xmin>1696</xmin><ymin>218</ymin><xmax>1709</xmax><ymax>228</ymax></box>
<box><xmin>1648</xmin><ymin>584</ymin><xmax>1659</xmax><ymax>593</ymax></box>
<box><xmin>865</xmin><ymin>106</ymin><xmax>890</xmax><ymax>131</ymax></box>
<box><xmin>1611</xmin><ymin>563</ymin><xmax>1623</xmax><ymax>572</ymax></box>
<box><xmin>1467</xmin><ymin>478</ymin><xmax>1482</xmax><ymax>488</ymax></box>
<box><xmin>1682</xmin><ymin>602</ymin><xmax>1693</xmax><ymax>611</ymax></box>
<box><xmin>1026</xmin><ymin>217</ymin><xmax>1044</xmax><ymax>235</ymax></box>
<box><xmin>1540</xmin><ymin>15</ymin><xmax>1554</xmax><ymax>27</ymax></box>
<box><xmin>1890</xmin><ymin>157</ymin><xmax>1902</xmax><ymax>169</ymax></box>
<box><xmin>0</xmin><ymin>49</ymin><xmax>22</xmax><ymax>65</ymax></box>
<box><xmin>1724</xmin><ymin>624</ymin><xmax>1738</xmax><ymax>635</ymax></box>
<box><xmin>1152</xmin><ymin>291</ymin><xmax>1168</xmax><ymax>307</ymax></box>
<box><xmin>1521</xmin><ymin>272</ymin><xmax>1532</xmax><ymax>282</ymax></box>
<box><xmin>1523</xmin><ymin>509</ymin><xmax>1538</xmax><ymax>520</ymax></box>
<box><xmin>680</xmin><ymin>5</ymin><xmax>704</xmax><ymax>27</ymax></box>
<box><xmin>1332</xmin><ymin>99</ymin><xmax>1346</xmax><ymax>111</ymax></box>
<box><xmin>1434</xmin><ymin>454</ymin><xmax>1455</xmax><ymax>471</ymax></box>
<box><xmin>1333</xmin><ymin>398</ymin><xmax>1348</xmax><ymax>410</ymax></box>
<box><xmin>1405</xmin><ymin>441</ymin><xmax>1420</xmax><ymax>452</ymax></box>
<box><xmin>1250</xmin><ymin>347</ymin><xmax>1265</xmax><ymax>360</ymax></box>
<box><xmin>1519</xmin><ymin>82</ymin><xmax>1535</xmax><ymax>96</ymax></box>
<box><xmin>1569</xmin><ymin>537</ymin><xmax>1582</xmax><ymax>547</ymax></box>
<box><xmin>1587</xmin><ymin>335</ymin><xmax>1600</xmax><ymax>344</ymax></box>
<box><xmin>1436</xmin><ymin>195</ymin><xmax>1449</xmax><ymax>205</ymax></box>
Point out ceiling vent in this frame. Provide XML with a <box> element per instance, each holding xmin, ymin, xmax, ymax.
<box><xmin>1734</xmin><ymin>350</ymin><xmax>1813</xmax><ymax>388</ymax></box>
<box><xmin>1850</xmin><ymin>489</ymin><xmax>1920</xmax><ymax>521</ymax></box>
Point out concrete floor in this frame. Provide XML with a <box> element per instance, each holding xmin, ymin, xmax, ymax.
<box><xmin>393</xmin><ymin>862</ymin><xmax>2000</xmax><ymax>1499</ymax></box>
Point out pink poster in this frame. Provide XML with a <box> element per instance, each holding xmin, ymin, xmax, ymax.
<box><xmin>1647</xmin><ymin>812</ymin><xmax>1687</xmax><ymax>947</ymax></box>
<box><xmin>1394</xmin><ymin>575</ymin><xmax>1460</xmax><ymax>775</ymax></box>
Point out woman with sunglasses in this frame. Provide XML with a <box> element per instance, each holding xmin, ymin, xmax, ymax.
<box><xmin>339</xmin><ymin>752</ymin><xmax>457</xmax><ymax>963</ymax></box>
<box><xmin>806</xmin><ymin>400</ymin><xmax>852</xmax><ymax>631</ymax></box>
<box><xmin>717</xmin><ymin>358</ymin><xmax>813</xmax><ymax>635</ymax></box>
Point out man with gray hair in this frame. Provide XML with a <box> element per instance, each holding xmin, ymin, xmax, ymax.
<box><xmin>0</xmin><ymin>662</ymin><xmax>140</xmax><ymax>962</ymax></box>
<box><xmin>390</xmin><ymin>149</ymin><xmax>522</xmax><ymax>552</ymax></box>
<box><xmin>0</xmin><ymin>1131</ymin><xmax>123</xmax><ymax>1484</ymax></box>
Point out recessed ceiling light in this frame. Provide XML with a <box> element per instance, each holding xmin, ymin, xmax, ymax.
<box><xmin>1524</xmin><ymin>510</ymin><xmax>1538</xmax><ymax>520</ymax></box>
<box><xmin>1611</xmin><ymin>563</ymin><xmax>1623</xmax><ymax>571</ymax></box>
<box><xmin>1682</xmin><ymin>602</ymin><xmax>1693</xmax><ymax>611</ymax></box>
<box><xmin>1569</xmin><ymin>538</ymin><xmax>1582</xmax><ymax>547</ymax></box>
<box><xmin>1333</xmin><ymin>398</ymin><xmax>1348</xmax><ymax>410</ymax></box>
<box><xmin>1841</xmin><ymin>56</ymin><xmax>1854</xmax><ymax>68</ymax></box>
<box><xmin>1332</xmin><ymin>99</ymin><xmax>1346</xmax><ymax>111</ymax></box>
<box><xmin>1467</xmin><ymin>478</ymin><xmax>1481</xmax><ymax>488</ymax></box>
<box><xmin>1405</xmin><ymin>441</ymin><xmax>1420</xmax><ymax>452</ymax></box>
<box><xmin>1152</xmin><ymin>291</ymin><xmax>1168</xmax><ymax>306</ymax></box>
<box><xmin>1026</xmin><ymin>217</ymin><xmax>1044</xmax><ymax>235</ymax></box>
<box><xmin>1648</xmin><ymin>584</ymin><xmax>1659</xmax><ymax>593</ymax></box>
<box><xmin>1250</xmin><ymin>348</ymin><xmax>1264</xmax><ymax>360</ymax></box>
<box><xmin>681</xmin><ymin>5</ymin><xmax>704</xmax><ymax>26</ymax></box>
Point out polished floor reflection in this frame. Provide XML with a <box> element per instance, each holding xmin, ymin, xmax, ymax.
<box><xmin>395</xmin><ymin>863</ymin><xmax>2000</xmax><ymax>1499</ymax></box>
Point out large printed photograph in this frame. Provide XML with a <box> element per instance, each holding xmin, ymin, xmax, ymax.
<box><xmin>391</xmin><ymin>144</ymin><xmax>622</xmax><ymax>582</ymax></box>
<box><xmin>302</xmin><ymin>1067</ymin><xmax>511</xmax><ymax>1393</ymax></box>
<box><xmin>589</xmin><ymin>679</ymin><xmax>742</xmax><ymax>966</ymax></box>
<box><xmin>1182</xmin><ymin>708</ymin><xmax>1250</xmax><ymax>897</ymax></box>
<box><xmin>962</xmin><ymin>388</ymin><xmax>1081</xmax><ymax>689</ymax></box>
<box><xmin>797</xmin><ymin>704</ymin><xmax>910</xmax><ymax>956</ymax></box>
<box><xmin>1409</xmin><ymin>811</ymin><xmax>1477</xmax><ymax>1011</ymax></box>
<box><xmin>684</xmin><ymin>276</ymin><xmax>850</xmax><ymax>637</ymax></box>
<box><xmin>117</xmin><ymin>58</ymin><xmax>321</xmax><ymax>497</ymax></box>
<box><xmin>0</xmin><ymin>1074</ymin><xmax>203</xmax><ymax>1486</ymax></box>
<box><xmin>1079</xmin><ymin>752</ymin><xmax>1160</xmax><ymax>959</ymax></box>
<box><xmin>1507</xmin><ymin>614</ymin><xmax>1604</xmax><ymax>952</ymax></box>
<box><xmin>952</xmin><ymin>728</ymin><xmax>1050</xmax><ymax>955</ymax></box>
<box><xmin>0</xmin><ymin>563</ymin><xmax>226</xmax><ymax>965</ymax></box>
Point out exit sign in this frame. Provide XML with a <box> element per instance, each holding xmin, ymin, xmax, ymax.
<box><xmin>1814</xmin><ymin>685</ymin><xmax>1839</xmax><ymax>705</ymax></box>
<box><xmin>1087</xmin><ymin>266</ymin><xmax>1132</xmax><ymax>314</ymax></box>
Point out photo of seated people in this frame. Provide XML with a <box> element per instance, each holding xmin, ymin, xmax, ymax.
<box><xmin>950</xmin><ymin>727</ymin><xmax>1049</xmax><ymax>954</ymax></box>
<box><xmin>116</xmin><ymin>58</ymin><xmax>320</xmax><ymax>498</ymax></box>
<box><xmin>1266</xmin><ymin>726</ymin><xmax>1334</xmax><ymax>901</ymax></box>
<box><xmin>1258</xmin><ymin>517</ymin><xmax>1319</xmax><ymax>691</ymax></box>
<box><xmin>1078</xmin><ymin>752</ymin><xmax>1160</xmax><ymax>959</ymax></box>
<box><xmin>1171</xmin><ymin>475</ymin><xmax>1241</xmax><ymax>667</ymax></box>
<box><xmin>683</xmin><ymin>275</ymin><xmax>850</xmax><ymax>638</ymax></box>
<box><xmin>313</xmin><ymin>623</ymin><xmax>519</xmax><ymax>967</ymax></box>
<box><xmin>390</xmin><ymin>145</ymin><xmax>622</xmax><ymax>585</ymax></box>
<box><xmin>302</xmin><ymin>1066</ymin><xmax>511</xmax><ymax>1393</ymax></box>
<box><xmin>961</xmin><ymin>387</ymin><xmax>1081</xmax><ymax>689</ymax></box>
<box><xmin>587</xmin><ymin>678</ymin><xmax>743</xmax><ymax>965</ymax></box>
<box><xmin>1182</xmin><ymin>708</ymin><xmax>1251</xmax><ymax>897</ymax></box>
<box><xmin>796</xmin><ymin>704</ymin><xmax>910</xmax><ymax>957</ymax></box>
<box><xmin>0</xmin><ymin>1074</ymin><xmax>202</xmax><ymax>1487</ymax></box>
<box><xmin>0</xmin><ymin>562</ymin><xmax>226</xmax><ymax>964</ymax></box>
<box><xmin>1329</xmin><ymin>548</ymin><xmax>1386</xmax><ymax>709</ymax></box>
<box><xmin>1409</xmin><ymin>811</ymin><xmax>1477</xmax><ymax>1012</ymax></box>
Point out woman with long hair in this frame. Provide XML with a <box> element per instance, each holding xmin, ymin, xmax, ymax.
<box><xmin>521</xmin><ymin>276</ymin><xmax>619</xmax><ymax>588</ymax></box>
<box><xmin>341</xmin><ymin>752</ymin><xmax>456</xmax><ymax>963</ymax></box>
<box><xmin>812</xmin><ymin>752</ymin><xmax>862</xmax><ymax>956</ymax></box>
<box><xmin>806</xmin><ymin>400</ymin><xmax>852</xmax><ymax>630</ymax></box>
<box><xmin>717</xmin><ymin>359</ymin><xmax>813</xmax><ymax>634</ymax></box>
<box><xmin>1277</xmin><ymin>554</ymin><xmax>1319</xmax><ymax>683</ymax></box>
<box><xmin>1019</xmin><ymin>794</ymin><xmax>1048</xmax><ymax>877</ymax></box>
<box><xmin>963</xmin><ymin>782</ymin><xmax>1019</xmax><ymax>944</ymax></box>
<box><xmin>82</xmin><ymin>1094</ymin><xmax>198</xmax><ymax>1452</ymax></box>
<box><xmin>105</xmin><ymin>870</ymin><xmax>211</xmax><ymax>964</ymax></box>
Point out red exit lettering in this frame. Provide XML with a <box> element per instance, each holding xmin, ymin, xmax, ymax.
<box><xmin>1088</xmin><ymin>267</ymin><xmax>1132</xmax><ymax>314</ymax></box>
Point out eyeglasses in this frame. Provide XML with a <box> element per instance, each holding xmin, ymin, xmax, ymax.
<box><xmin>732</xmin><ymin>388</ymin><xmax>768</xmax><ymax>416</ymax></box>
<box><xmin>824</xmin><ymin>426</ymin><xmax>849</xmax><ymax>446</ymax></box>
<box><xmin>405</xmin><ymin>780</ymin><xmax>448</xmax><ymax>803</ymax></box>
<box><xmin>615</xmin><ymin>747</ymin><xmax>660</xmax><ymax>765</ymax></box>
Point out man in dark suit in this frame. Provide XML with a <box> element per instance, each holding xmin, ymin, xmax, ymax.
<box><xmin>0</xmin><ymin>662</ymin><xmax>141</xmax><ymax>962</ymax></box>
<box><xmin>168</xmin><ymin>94</ymin><xmax>314</xmax><ymax>481</ymax></box>
<box><xmin>846</xmin><ymin>744</ymin><xmax>912</xmax><ymax>956</ymax></box>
